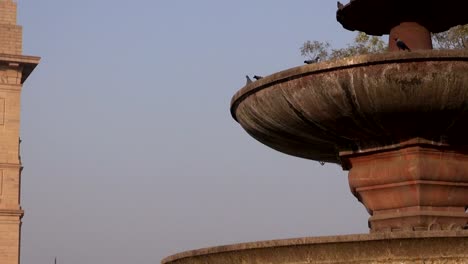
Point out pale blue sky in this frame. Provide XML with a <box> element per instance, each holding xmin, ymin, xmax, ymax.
<box><xmin>17</xmin><ymin>1</ymin><xmax>369</xmax><ymax>263</ymax></box>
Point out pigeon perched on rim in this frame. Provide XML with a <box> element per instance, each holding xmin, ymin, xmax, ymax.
<box><xmin>337</xmin><ymin>1</ymin><xmax>344</xmax><ymax>9</ymax></box>
<box><xmin>246</xmin><ymin>75</ymin><xmax>253</xmax><ymax>85</ymax></box>
<box><xmin>304</xmin><ymin>56</ymin><xmax>320</xmax><ymax>64</ymax></box>
<box><xmin>253</xmin><ymin>75</ymin><xmax>263</xmax><ymax>80</ymax></box>
<box><xmin>395</xmin><ymin>38</ymin><xmax>411</xmax><ymax>51</ymax></box>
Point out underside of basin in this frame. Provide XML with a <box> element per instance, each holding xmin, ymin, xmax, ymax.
<box><xmin>162</xmin><ymin>231</ymin><xmax>468</xmax><ymax>264</ymax></box>
<box><xmin>336</xmin><ymin>0</ymin><xmax>468</xmax><ymax>36</ymax></box>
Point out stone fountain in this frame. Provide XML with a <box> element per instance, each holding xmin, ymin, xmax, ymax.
<box><xmin>162</xmin><ymin>1</ymin><xmax>468</xmax><ymax>263</ymax></box>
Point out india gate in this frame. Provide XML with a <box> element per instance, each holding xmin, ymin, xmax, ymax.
<box><xmin>0</xmin><ymin>1</ymin><xmax>39</xmax><ymax>263</ymax></box>
<box><xmin>1</xmin><ymin>0</ymin><xmax>468</xmax><ymax>263</ymax></box>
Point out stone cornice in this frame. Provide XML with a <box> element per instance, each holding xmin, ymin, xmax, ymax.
<box><xmin>0</xmin><ymin>163</ymin><xmax>21</xmax><ymax>169</ymax></box>
<box><xmin>0</xmin><ymin>209</ymin><xmax>24</xmax><ymax>217</ymax></box>
<box><xmin>0</xmin><ymin>53</ymin><xmax>40</xmax><ymax>84</ymax></box>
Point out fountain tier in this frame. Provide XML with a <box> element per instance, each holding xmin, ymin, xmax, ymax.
<box><xmin>231</xmin><ymin>50</ymin><xmax>468</xmax><ymax>231</ymax></box>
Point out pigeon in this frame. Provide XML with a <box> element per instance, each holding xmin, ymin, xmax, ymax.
<box><xmin>337</xmin><ymin>1</ymin><xmax>344</xmax><ymax>9</ymax></box>
<box><xmin>246</xmin><ymin>75</ymin><xmax>253</xmax><ymax>85</ymax></box>
<box><xmin>395</xmin><ymin>38</ymin><xmax>411</xmax><ymax>51</ymax></box>
<box><xmin>253</xmin><ymin>75</ymin><xmax>263</xmax><ymax>80</ymax></box>
<box><xmin>304</xmin><ymin>56</ymin><xmax>320</xmax><ymax>64</ymax></box>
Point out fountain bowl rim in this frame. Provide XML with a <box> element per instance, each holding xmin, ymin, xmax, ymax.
<box><xmin>230</xmin><ymin>50</ymin><xmax>468</xmax><ymax>122</ymax></box>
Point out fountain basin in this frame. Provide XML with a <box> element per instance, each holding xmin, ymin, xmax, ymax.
<box><xmin>231</xmin><ymin>50</ymin><xmax>468</xmax><ymax>164</ymax></box>
<box><xmin>231</xmin><ymin>50</ymin><xmax>468</xmax><ymax>231</ymax></box>
<box><xmin>162</xmin><ymin>231</ymin><xmax>468</xmax><ymax>264</ymax></box>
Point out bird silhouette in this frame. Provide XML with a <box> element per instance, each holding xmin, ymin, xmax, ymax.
<box><xmin>253</xmin><ymin>75</ymin><xmax>263</xmax><ymax>80</ymax></box>
<box><xmin>246</xmin><ymin>75</ymin><xmax>253</xmax><ymax>85</ymax></box>
<box><xmin>304</xmin><ymin>56</ymin><xmax>320</xmax><ymax>64</ymax></box>
<box><xmin>395</xmin><ymin>38</ymin><xmax>411</xmax><ymax>51</ymax></box>
<box><xmin>337</xmin><ymin>1</ymin><xmax>344</xmax><ymax>9</ymax></box>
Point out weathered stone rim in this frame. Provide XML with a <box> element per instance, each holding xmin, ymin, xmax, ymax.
<box><xmin>162</xmin><ymin>230</ymin><xmax>468</xmax><ymax>264</ymax></box>
<box><xmin>230</xmin><ymin>50</ymin><xmax>468</xmax><ymax>123</ymax></box>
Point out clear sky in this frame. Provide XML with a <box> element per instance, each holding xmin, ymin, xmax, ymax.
<box><xmin>17</xmin><ymin>1</ymin><xmax>369</xmax><ymax>263</ymax></box>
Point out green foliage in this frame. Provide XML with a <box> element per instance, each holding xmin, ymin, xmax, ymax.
<box><xmin>300</xmin><ymin>32</ymin><xmax>386</xmax><ymax>60</ymax></box>
<box><xmin>300</xmin><ymin>40</ymin><xmax>330</xmax><ymax>60</ymax></box>
<box><xmin>329</xmin><ymin>32</ymin><xmax>386</xmax><ymax>59</ymax></box>
<box><xmin>433</xmin><ymin>25</ymin><xmax>468</xmax><ymax>50</ymax></box>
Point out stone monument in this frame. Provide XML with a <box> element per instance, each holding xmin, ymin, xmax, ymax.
<box><xmin>163</xmin><ymin>0</ymin><xmax>468</xmax><ymax>263</ymax></box>
<box><xmin>0</xmin><ymin>1</ymin><xmax>39</xmax><ymax>263</ymax></box>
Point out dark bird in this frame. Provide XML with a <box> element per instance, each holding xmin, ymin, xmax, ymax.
<box><xmin>318</xmin><ymin>161</ymin><xmax>325</xmax><ymax>166</ymax></box>
<box><xmin>395</xmin><ymin>38</ymin><xmax>411</xmax><ymax>51</ymax></box>
<box><xmin>337</xmin><ymin>1</ymin><xmax>344</xmax><ymax>9</ymax></box>
<box><xmin>253</xmin><ymin>75</ymin><xmax>263</xmax><ymax>80</ymax></box>
<box><xmin>304</xmin><ymin>56</ymin><xmax>320</xmax><ymax>64</ymax></box>
<box><xmin>246</xmin><ymin>75</ymin><xmax>253</xmax><ymax>85</ymax></box>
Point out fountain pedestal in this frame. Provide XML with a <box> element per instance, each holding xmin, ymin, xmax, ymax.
<box><xmin>341</xmin><ymin>138</ymin><xmax>468</xmax><ymax>232</ymax></box>
<box><xmin>388</xmin><ymin>22</ymin><xmax>433</xmax><ymax>51</ymax></box>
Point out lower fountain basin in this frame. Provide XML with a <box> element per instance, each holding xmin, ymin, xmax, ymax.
<box><xmin>162</xmin><ymin>231</ymin><xmax>468</xmax><ymax>264</ymax></box>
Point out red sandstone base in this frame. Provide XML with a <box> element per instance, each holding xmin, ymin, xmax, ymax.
<box><xmin>341</xmin><ymin>138</ymin><xmax>468</xmax><ymax>232</ymax></box>
<box><xmin>388</xmin><ymin>22</ymin><xmax>433</xmax><ymax>51</ymax></box>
